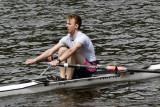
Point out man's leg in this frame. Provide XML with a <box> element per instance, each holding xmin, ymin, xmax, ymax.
<box><xmin>66</xmin><ymin>53</ymin><xmax>85</xmax><ymax>79</ymax></box>
<box><xmin>66</xmin><ymin>55</ymin><xmax>76</xmax><ymax>79</ymax></box>
<box><xmin>58</xmin><ymin>47</ymin><xmax>68</xmax><ymax>79</ymax></box>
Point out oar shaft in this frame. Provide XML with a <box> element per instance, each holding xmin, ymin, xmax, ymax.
<box><xmin>127</xmin><ymin>68</ymin><xmax>160</xmax><ymax>73</ymax></box>
<box><xmin>57</xmin><ymin>63</ymin><xmax>160</xmax><ymax>73</ymax></box>
<box><xmin>57</xmin><ymin>63</ymin><xmax>106</xmax><ymax>69</ymax></box>
<box><xmin>57</xmin><ymin>63</ymin><xmax>127</xmax><ymax>71</ymax></box>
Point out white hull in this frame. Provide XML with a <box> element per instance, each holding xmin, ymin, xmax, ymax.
<box><xmin>0</xmin><ymin>64</ymin><xmax>160</xmax><ymax>97</ymax></box>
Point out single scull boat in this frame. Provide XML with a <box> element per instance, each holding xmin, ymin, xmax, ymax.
<box><xmin>0</xmin><ymin>63</ymin><xmax>160</xmax><ymax>97</ymax></box>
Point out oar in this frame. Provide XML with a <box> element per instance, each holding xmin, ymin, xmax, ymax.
<box><xmin>48</xmin><ymin>63</ymin><xmax>160</xmax><ymax>73</ymax></box>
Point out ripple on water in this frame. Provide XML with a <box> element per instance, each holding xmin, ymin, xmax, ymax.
<box><xmin>0</xmin><ymin>0</ymin><xmax>160</xmax><ymax>106</ymax></box>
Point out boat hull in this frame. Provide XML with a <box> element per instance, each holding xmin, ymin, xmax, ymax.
<box><xmin>0</xmin><ymin>64</ymin><xmax>160</xmax><ymax>97</ymax></box>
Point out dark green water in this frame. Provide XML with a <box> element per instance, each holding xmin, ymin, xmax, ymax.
<box><xmin>0</xmin><ymin>0</ymin><xmax>160</xmax><ymax>106</ymax></box>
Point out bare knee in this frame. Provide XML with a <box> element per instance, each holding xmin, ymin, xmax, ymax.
<box><xmin>58</xmin><ymin>47</ymin><xmax>68</xmax><ymax>56</ymax></box>
<box><xmin>67</xmin><ymin>55</ymin><xmax>76</xmax><ymax>64</ymax></box>
<box><xmin>74</xmin><ymin>54</ymin><xmax>85</xmax><ymax>64</ymax></box>
<box><xmin>67</xmin><ymin>53</ymin><xmax>85</xmax><ymax>64</ymax></box>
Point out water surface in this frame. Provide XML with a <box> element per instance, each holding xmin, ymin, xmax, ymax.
<box><xmin>0</xmin><ymin>0</ymin><xmax>160</xmax><ymax>106</ymax></box>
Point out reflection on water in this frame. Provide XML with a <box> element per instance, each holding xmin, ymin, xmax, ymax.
<box><xmin>0</xmin><ymin>0</ymin><xmax>160</xmax><ymax>106</ymax></box>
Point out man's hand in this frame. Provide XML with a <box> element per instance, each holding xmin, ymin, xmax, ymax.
<box><xmin>49</xmin><ymin>60</ymin><xmax>59</xmax><ymax>67</ymax></box>
<box><xmin>25</xmin><ymin>59</ymin><xmax>36</xmax><ymax>65</ymax></box>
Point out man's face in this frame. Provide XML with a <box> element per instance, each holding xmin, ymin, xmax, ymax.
<box><xmin>66</xmin><ymin>18</ymin><xmax>78</xmax><ymax>34</ymax></box>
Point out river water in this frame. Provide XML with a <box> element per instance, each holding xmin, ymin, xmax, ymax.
<box><xmin>0</xmin><ymin>0</ymin><xmax>160</xmax><ymax>106</ymax></box>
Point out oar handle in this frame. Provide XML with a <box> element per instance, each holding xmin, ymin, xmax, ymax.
<box><xmin>45</xmin><ymin>56</ymin><xmax>58</xmax><ymax>62</ymax></box>
<box><xmin>48</xmin><ymin>62</ymin><xmax>51</xmax><ymax>66</ymax></box>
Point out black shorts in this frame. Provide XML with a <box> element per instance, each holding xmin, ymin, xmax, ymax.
<box><xmin>72</xmin><ymin>59</ymin><xmax>97</xmax><ymax>79</ymax></box>
<box><xmin>72</xmin><ymin>68</ymin><xmax>95</xmax><ymax>79</ymax></box>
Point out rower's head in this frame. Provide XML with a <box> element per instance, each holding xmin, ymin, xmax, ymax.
<box><xmin>66</xmin><ymin>14</ymin><xmax>82</xmax><ymax>32</ymax></box>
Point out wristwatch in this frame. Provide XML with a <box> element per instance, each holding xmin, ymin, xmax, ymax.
<box><xmin>56</xmin><ymin>58</ymin><xmax>61</xmax><ymax>63</ymax></box>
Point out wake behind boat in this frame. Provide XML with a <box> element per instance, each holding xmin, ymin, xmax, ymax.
<box><xmin>0</xmin><ymin>63</ymin><xmax>160</xmax><ymax>97</ymax></box>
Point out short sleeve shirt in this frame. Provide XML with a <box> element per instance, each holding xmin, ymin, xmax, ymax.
<box><xmin>59</xmin><ymin>31</ymin><xmax>96</xmax><ymax>62</ymax></box>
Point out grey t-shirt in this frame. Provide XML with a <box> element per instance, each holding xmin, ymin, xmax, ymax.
<box><xmin>59</xmin><ymin>31</ymin><xmax>96</xmax><ymax>62</ymax></box>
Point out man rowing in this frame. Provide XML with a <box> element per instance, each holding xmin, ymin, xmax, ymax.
<box><xmin>25</xmin><ymin>14</ymin><xmax>97</xmax><ymax>80</ymax></box>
